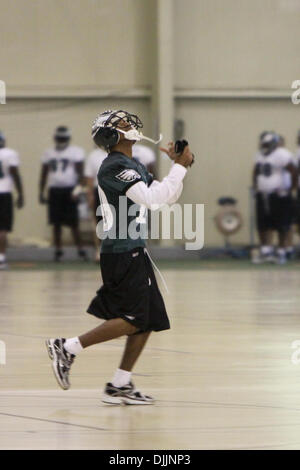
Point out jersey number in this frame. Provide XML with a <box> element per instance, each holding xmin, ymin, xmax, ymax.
<box><xmin>50</xmin><ymin>159</ymin><xmax>69</xmax><ymax>172</ymax></box>
<box><xmin>136</xmin><ymin>205</ymin><xmax>147</xmax><ymax>224</ymax></box>
<box><xmin>259</xmin><ymin>163</ymin><xmax>272</xmax><ymax>177</ymax></box>
<box><xmin>98</xmin><ymin>186</ymin><xmax>114</xmax><ymax>232</ymax></box>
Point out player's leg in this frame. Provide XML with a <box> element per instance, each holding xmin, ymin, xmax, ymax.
<box><xmin>46</xmin><ymin>318</ymin><xmax>138</xmax><ymax>390</ymax></box>
<box><xmin>53</xmin><ymin>224</ymin><xmax>63</xmax><ymax>262</ymax></box>
<box><xmin>119</xmin><ymin>331</ymin><xmax>151</xmax><ymax>371</ymax></box>
<box><xmin>70</xmin><ymin>224</ymin><xmax>88</xmax><ymax>261</ymax></box>
<box><xmin>0</xmin><ymin>230</ymin><xmax>7</xmax><ymax>269</ymax></box>
<box><xmin>275</xmin><ymin>195</ymin><xmax>292</xmax><ymax>264</ymax></box>
<box><xmin>102</xmin><ymin>332</ymin><xmax>154</xmax><ymax>405</ymax></box>
<box><xmin>254</xmin><ymin>193</ymin><xmax>274</xmax><ymax>262</ymax></box>
<box><xmin>0</xmin><ymin>193</ymin><xmax>13</xmax><ymax>268</ymax></box>
<box><xmin>79</xmin><ymin>318</ymin><xmax>138</xmax><ymax>347</ymax></box>
<box><xmin>285</xmin><ymin>227</ymin><xmax>295</xmax><ymax>260</ymax></box>
<box><xmin>277</xmin><ymin>230</ymin><xmax>288</xmax><ymax>264</ymax></box>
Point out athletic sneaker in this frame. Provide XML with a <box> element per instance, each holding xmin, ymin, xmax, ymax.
<box><xmin>78</xmin><ymin>249</ymin><xmax>89</xmax><ymax>261</ymax></box>
<box><xmin>45</xmin><ymin>338</ymin><xmax>75</xmax><ymax>390</ymax></box>
<box><xmin>0</xmin><ymin>260</ymin><xmax>8</xmax><ymax>270</ymax></box>
<box><xmin>276</xmin><ymin>253</ymin><xmax>287</xmax><ymax>265</ymax></box>
<box><xmin>102</xmin><ymin>382</ymin><xmax>154</xmax><ymax>405</ymax></box>
<box><xmin>54</xmin><ymin>250</ymin><xmax>64</xmax><ymax>262</ymax></box>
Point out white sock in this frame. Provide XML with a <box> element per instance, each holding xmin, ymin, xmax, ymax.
<box><xmin>112</xmin><ymin>368</ymin><xmax>132</xmax><ymax>388</ymax></box>
<box><xmin>0</xmin><ymin>254</ymin><xmax>6</xmax><ymax>262</ymax></box>
<box><xmin>261</xmin><ymin>245</ymin><xmax>272</xmax><ymax>255</ymax></box>
<box><xmin>64</xmin><ymin>337</ymin><xmax>83</xmax><ymax>356</ymax></box>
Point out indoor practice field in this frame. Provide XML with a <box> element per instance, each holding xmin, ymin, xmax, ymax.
<box><xmin>1</xmin><ymin>260</ymin><xmax>300</xmax><ymax>450</ymax></box>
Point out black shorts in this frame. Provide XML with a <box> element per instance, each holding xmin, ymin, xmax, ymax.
<box><xmin>48</xmin><ymin>187</ymin><xmax>79</xmax><ymax>227</ymax></box>
<box><xmin>295</xmin><ymin>193</ymin><xmax>300</xmax><ymax>225</ymax></box>
<box><xmin>87</xmin><ymin>247</ymin><xmax>170</xmax><ymax>333</ymax></box>
<box><xmin>0</xmin><ymin>193</ymin><xmax>13</xmax><ymax>232</ymax></box>
<box><xmin>256</xmin><ymin>192</ymin><xmax>293</xmax><ymax>233</ymax></box>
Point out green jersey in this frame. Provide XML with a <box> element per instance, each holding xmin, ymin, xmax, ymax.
<box><xmin>97</xmin><ymin>151</ymin><xmax>153</xmax><ymax>253</ymax></box>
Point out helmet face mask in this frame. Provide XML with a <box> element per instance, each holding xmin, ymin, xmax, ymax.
<box><xmin>103</xmin><ymin>110</ymin><xmax>143</xmax><ymax>131</ymax></box>
<box><xmin>91</xmin><ymin>110</ymin><xmax>144</xmax><ymax>151</ymax></box>
<box><xmin>260</xmin><ymin>132</ymin><xmax>279</xmax><ymax>156</ymax></box>
<box><xmin>92</xmin><ymin>109</ymin><xmax>162</xmax><ymax>151</ymax></box>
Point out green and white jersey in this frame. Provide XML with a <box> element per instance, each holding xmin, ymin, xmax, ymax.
<box><xmin>97</xmin><ymin>151</ymin><xmax>153</xmax><ymax>253</ymax></box>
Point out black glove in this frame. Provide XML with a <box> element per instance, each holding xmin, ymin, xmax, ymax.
<box><xmin>175</xmin><ymin>139</ymin><xmax>195</xmax><ymax>166</ymax></box>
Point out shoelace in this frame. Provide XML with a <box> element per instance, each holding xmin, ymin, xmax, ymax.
<box><xmin>144</xmin><ymin>248</ymin><xmax>169</xmax><ymax>294</ymax></box>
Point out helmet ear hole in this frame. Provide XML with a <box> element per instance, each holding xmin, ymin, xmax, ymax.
<box><xmin>93</xmin><ymin>127</ymin><xmax>120</xmax><ymax>150</ymax></box>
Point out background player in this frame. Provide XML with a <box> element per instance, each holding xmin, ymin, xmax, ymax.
<box><xmin>39</xmin><ymin>126</ymin><xmax>87</xmax><ymax>262</ymax></box>
<box><xmin>253</xmin><ymin>132</ymin><xmax>296</xmax><ymax>264</ymax></box>
<box><xmin>278</xmin><ymin>135</ymin><xmax>297</xmax><ymax>259</ymax></box>
<box><xmin>132</xmin><ymin>143</ymin><xmax>157</xmax><ymax>179</ymax></box>
<box><xmin>294</xmin><ymin>130</ymin><xmax>300</xmax><ymax>243</ymax></box>
<box><xmin>0</xmin><ymin>131</ymin><xmax>24</xmax><ymax>269</ymax></box>
<box><xmin>84</xmin><ymin>145</ymin><xmax>107</xmax><ymax>261</ymax></box>
<box><xmin>46</xmin><ymin>110</ymin><xmax>194</xmax><ymax>405</ymax></box>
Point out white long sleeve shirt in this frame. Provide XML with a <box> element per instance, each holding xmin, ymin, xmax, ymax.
<box><xmin>126</xmin><ymin>163</ymin><xmax>186</xmax><ymax>209</ymax></box>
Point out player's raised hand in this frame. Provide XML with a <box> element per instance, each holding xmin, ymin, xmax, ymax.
<box><xmin>174</xmin><ymin>144</ymin><xmax>194</xmax><ymax>168</ymax></box>
<box><xmin>159</xmin><ymin>142</ymin><xmax>177</xmax><ymax>161</ymax></box>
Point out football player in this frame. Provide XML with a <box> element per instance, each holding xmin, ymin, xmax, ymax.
<box><xmin>39</xmin><ymin>126</ymin><xmax>87</xmax><ymax>262</ymax></box>
<box><xmin>278</xmin><ymin>135</ymin><xmax>297</xmax><ymax>260</ymax></box>
<box><xmin>0</xmin><ymin>131</ymin><xmax>24</xmax><ymax>269</ymax></box>
<box><xmin>84</xmin><ymin>145</ymin><xmax>107</xmax><ymax>261</ymax></box>
<box><xmin>253</xmin><ymin>132</ymin><xmax>297</xmax><ymax>264</ymax></box>
<box><xmin>46</xmin><ymin>110</ymin><xmax>193</xmax><ymax>404</ymax></box>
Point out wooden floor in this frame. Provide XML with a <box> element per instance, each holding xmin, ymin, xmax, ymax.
<box><xmin>1</xmin><ymin>264</ymin><xmax>300</xmax><ymax>449</ymax></box>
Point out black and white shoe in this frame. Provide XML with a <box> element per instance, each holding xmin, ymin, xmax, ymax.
<box><xmin>54</xmin><ymin>250</ymin><xmax>64</xmax><ymax>262</ymax></box>
<box><xmin>102</xmin><ymin>382</ymin><xmax>154</xmax><ymax>405</ymax></box>
<box><xmin>0</xmin><ymin>260</ymin><xmax>8</xmax><ymax>270</ymax></box>
<box><xmin>78</xmin><ymin>249</ymin><xmax>89</xmax><ymax>262</ymax></box>
<box><xmin>45</xmin><ymin>338</ymin><xmax>75</xmax><ymax>390</ymax></box>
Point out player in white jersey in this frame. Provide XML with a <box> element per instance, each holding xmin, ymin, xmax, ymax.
<box><xmin>0</xmin><ymin>131</ymin><xmax>24</xmax><ymax>269</ymax></box>
<box><xmin>278</xmin><ymin>135</ymin><xmax>297</xmax><ymax>259</ymax></box>
<box><xmin>84</xmin><ymin>147</ymin><xmax>107</xmax><ymax>261</ymax></box>
<box><xmin>253</xmin><ymin>132</ymin><xmax>297</xmax><ymax>264</ymax></box>
<box><xmin>132</xmin><ymin>143</ymin><xmax>157</xmax><ymax>178</ymax></box>
<box><xmin>39</xmin><ymin>126</ymin><xmax>87</xmax><ymax>262</ymax></box>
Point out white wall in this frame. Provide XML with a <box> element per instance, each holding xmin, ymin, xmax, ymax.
<box><xmin>1</xmin><ymin>0</ymin><xmax>300</xmax><ymax>246</ymax></box>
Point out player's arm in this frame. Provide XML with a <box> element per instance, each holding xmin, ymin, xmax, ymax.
<box><xmin>39</xmin><ymin>163</ymin><xmax>49</xmax><ymax>204</ymax></box>
<box><xmin>85</xmin><ymin>176</ymin><xmax>95</xmax><ymax>209</ymax></box>
<box><xmin>71</xmin><ymin>155</ymin><xmax>86</xmax><ymax>199</ymax></box>
<box><xmin>126</xmin><ymin>143</ymin><xmax>193</xmax><ymax>209</ymax></box>
<box><xmin>285</xmin><ymin>162</ymin><xmax>298</xmax><ymax>195</ymax></box>
<box><xmin>75</xmin><ymin>161</ymin><xmax>85</xmax><ymax>186</ymax></box>
<box><xmin>253</xmin><ymin>163</ymin><xmax>259</xmax><ymax>191</ymax></box>
<box><xmin>9</xmin><ymin>166</ymin><xmax>24</xmax><ymax>209</ymax></box>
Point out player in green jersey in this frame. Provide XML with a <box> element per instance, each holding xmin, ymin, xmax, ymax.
<box><xmin>46</xmin><ymin>110</ymin><xmax>194</xmax><ymax>404</ymax></box>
